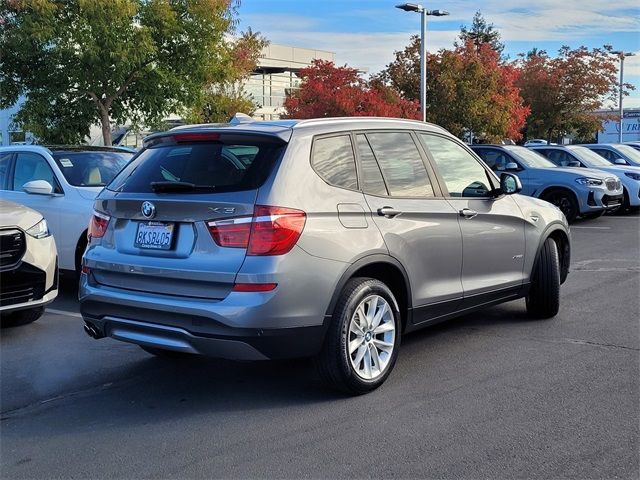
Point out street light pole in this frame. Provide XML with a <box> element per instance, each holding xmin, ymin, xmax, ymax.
<box><xmin>611</xmin><ymin>51</ymin><xmax>635</xmax><ymax>143</ymax></box>
<box><xmin>420</xmin><ymin>9</ymin><xmax>426</xmax><ymax>122</ymax></box>
<box><xmin>396</xmin><ymin>4</ymin><xmax>449</xmax><ymax>122</ymax></box>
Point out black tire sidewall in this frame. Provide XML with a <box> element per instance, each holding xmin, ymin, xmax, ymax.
<box><xmin>334</xmin><ymin>279</ymin><xmax>401</xmax><ymax>392</ymax></box>
<box><xmin>544</xmin><ymin>189</ymin><xmax>578</xmax><ymax>223</ymax></box>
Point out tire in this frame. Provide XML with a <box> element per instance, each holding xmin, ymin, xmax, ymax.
<box><xmin>314</xmin><ymin>277</ymin><xmax>401</xmax><ymax>395</ymax></box>
<box><xmin>139</xmin><ymin>345</ymin><xmax>194</xmax><ymax>359</ymax></box>
<box><xmin>541</xmin><ymin>189</ymin><xmax>579</xmax><ymax>223</ymax></box>
<box><xmin>526</xmin><ymin>238</ymin><xmax>560</xmax><ymax>319</ymax></box>
<box><xmin>582</xmin><ymin>210</ymin><xmax>605</xmax><ymax>220</ymax></box>
<box><xmin>1</xmin><ymin>307</ymin><xmax>44</xmax><ymax>327</ymax></box>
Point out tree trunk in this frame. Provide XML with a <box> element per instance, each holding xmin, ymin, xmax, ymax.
<box><xmin>100</xmin><ymin>111</ymin><xmax>112</xmax><ymax>146</ymax></box>
<box><xmin>546</xmin><ymin>129</ymin><xmax>553</xmax><ymax>145</ymax></box>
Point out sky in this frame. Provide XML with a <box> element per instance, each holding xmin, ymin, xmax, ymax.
<box><xmin>237</xmin><ymin>0</ymin><xmax>640</xmax><ymax>109</ymax></box>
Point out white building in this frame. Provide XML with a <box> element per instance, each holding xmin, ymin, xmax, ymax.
<box><xmin>246</xmin><ymin>43</ymin><xmax>335</xmax><ymax>120</ymax></box>
<box><xmin>597</xmin><ymin>109</ymin><xmax>640</xmax><ymax>143</ymax></box>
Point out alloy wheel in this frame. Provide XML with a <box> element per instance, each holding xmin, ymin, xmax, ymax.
<box><xmin>347</xmin><ymin>295</ymin><xmax>396</xmax><ymax>380</ymax></box>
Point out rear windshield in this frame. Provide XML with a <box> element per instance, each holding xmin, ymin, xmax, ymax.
<box><xmin>107</xmin><ymin>140</ymin><xmax>284</xmax><ymax>193</ymax></box>
<box><xmin>52</xmin><ymin>151</ymin><xmax>133</xmax><ymax>187</ymax></box>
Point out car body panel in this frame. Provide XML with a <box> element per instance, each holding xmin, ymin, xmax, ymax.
<box><xmin>80</xmin><ymin>118</ymin><xmax>571</xmax><ymax>360</ymax></box>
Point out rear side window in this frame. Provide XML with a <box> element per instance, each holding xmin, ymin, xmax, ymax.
<box><xmin>0</xmin><ymin>152</ymin><xmax>11</xmax><ymax>190</ymax></box>
<box><xmin>356</xmin><ymin>134</ymin><xmax>388</xmax><ymax>196</ymax></box>
<box><xmin>366</xmin><ymin>132</ymin><xmax>434</xmax><ymax>197</ymax></box>
<box><xmin>108</xmin><ymin>139</ymin><xmax>283</xmax><ymax>193</ymax></box>
<box><xmin>311</xmin><ymin>135</ymin><xmax>358</xmax><ymax>190</ymax></box>
<box><xmin>52</xmin><ymin>151</ymin><xmax>132</xmax><ymax>186</ymax></box>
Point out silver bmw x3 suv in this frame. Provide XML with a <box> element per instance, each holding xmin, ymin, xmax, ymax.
<box><xmin>80</xmin><ymin>117</ymin><xmax>571</xmax><ymax>394</ymax></box>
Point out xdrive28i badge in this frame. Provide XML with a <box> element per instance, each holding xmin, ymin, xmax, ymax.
<box><xmin>141</xmin><ymin>201</ymin><xmax>156</xmax><ymax>219</ymax></box>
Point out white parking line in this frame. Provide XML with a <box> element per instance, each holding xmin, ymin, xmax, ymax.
<box><xmin>46</xmin><ymin>308</ymin><xmax>83</xmax><ymax>318</ymax></box>
<box><xmin>571</xmin><ymin>226</ymin><xmax>611</xmax><ymax>230</ymax></box>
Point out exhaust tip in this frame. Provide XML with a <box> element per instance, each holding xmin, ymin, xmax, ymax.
<box><xmin>83</xmin><ymin>323</ymin><xmax>104</xmax><ymax>339</ymax></box>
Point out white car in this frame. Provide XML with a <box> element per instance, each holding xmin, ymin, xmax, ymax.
<box><xmin>0</xmin><ymin>200</ymin><xmax>58</xmax><ymax>325</ymax></box>
<box><xmin>0</xmin><ymin>146</ymin><xmax>133</xmax><ymax>274</ymax></box>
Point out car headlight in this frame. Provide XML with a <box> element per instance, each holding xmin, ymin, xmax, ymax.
<box><xmin>26</xmin><ymin>218</ymin><xmax>50</xmax><ymax>239</ymax></box>
<box><xmin>624</xmin><ymin>172</ymin><xmax>640</xmax><ymax>181</ymax></box>
<box><xmin>575</xmin><ymin>177</ymin><xmax>603</xmax><ymax>186</ymax></box>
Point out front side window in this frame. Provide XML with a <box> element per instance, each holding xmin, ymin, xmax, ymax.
<box><xmin>12</xmin><ymin>152</ymin><xmax>59</xmax><ymax>192</ymax></box>
<box><xmin>421</xmin><ymin>135</ymin><xmax>492</xmax><ymax>197</ymax></box>
<box><xmin>311</xmin><ymin>135</ymin><xmax>358</xmax><ymax>190</ymax></box>
<box><xmin>474</xmin><ymin>148</ymin><xmax>516</xmax><ymax>172</ymax></box>
<box><xmin>538</xmin><ymin>149</ymin><xmax>576</xmax><ymax>167</ymax></box>
<box><xmin>0</xmin><ymin>152</ymin><xmax>12</xmax><ymax>190</ymax></box>
<box><xmin>366</xmin><ymin>132</ymin><xmax>434</xmax><ymax>197</ymax></box>
<box><xmin>590</xmin><ymin>149</ymin><xmax>614</xmax><ymax>161</ymax></box>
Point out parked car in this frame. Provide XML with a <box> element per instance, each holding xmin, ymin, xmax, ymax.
<box><xmin>524</xmin><ymin>139</ymin><xmax>549</xmax><ymax>146</ymax></box>
<box><xmin>0</xmin><ymin>146</ymin><xmax>134</xmax><ymax>274</ymax></box>
<box><xmin>470</xmin><ymin>145</ymin><xmax>623</xmax><ymax>222</ymax></box>
<box><xmin>624</xmin><ymin>141</ymin><xmax>640</xmax><ymax>152</ymax></box>
<box><xmin>530</xmin><ymin>145</ymin><xmax>640</xmax><ymax>211</ymax></box>
<box><xmin>80</xmin><ymin>117</ymin><xmax>571</xmax><ymax>394</ymax></box>
<box><xmin>0</xmin><ymin>200</ymin><xmax>58</xmax><ymax>326</ymax></box>
<box><xmin>581</xmin><ymin>144</ymin><xmax>640</xmax><ymax>167</ymax></box>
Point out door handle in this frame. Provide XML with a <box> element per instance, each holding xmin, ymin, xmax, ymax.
<box><xmin>459</xmin><ymin>208</ymin><xmax>478</xmax><ymax>219</ymax></box>
<box><xmin>377</xmin><ymin>206</ymin><xmax>402</xmax><ymax>218</ymax></box>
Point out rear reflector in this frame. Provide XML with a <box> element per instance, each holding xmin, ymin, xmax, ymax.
<box><xmin>232</xmin><ymin>283</ymin><xmax>277</xmax><ymax>292</ymax></box>
<box><xmin>207</xmin><ymin>205</ymin><xmax>306</xmax><ymax>256</ymax></box>
<box><xmin>88</xmin><ymin>211</ymin><xmax>110</xmax><ymax>239</ymax></box>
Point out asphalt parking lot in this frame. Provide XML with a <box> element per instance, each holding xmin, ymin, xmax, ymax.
<box><xmin>1</xmin><ymin>213</ymin><xmax>638</xmax><ymax>479</ymax></box>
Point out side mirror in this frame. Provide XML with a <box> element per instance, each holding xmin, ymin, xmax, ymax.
<box><xmin>505</xmin><ymin>162</ymin><xmax>519</xmax><ymax>171</ymax></box>
<box><xmin>22</xmin><ymin>180</ymin><xmax>54</xmax><ymax>195</ymax></box>
<box><xmin>500</xmin><ymin>173</ymin><xmax>522</xmax><ymax>195</ymax></box>
<box><xmin>613</xmin><ymin>158</ymin><xmax>627</xmax><ymax>165</ymax></box>
<box><xmin>567</xmin><ymin>161</ymin><xmax>581</xmax><ymax>167</ymax></box>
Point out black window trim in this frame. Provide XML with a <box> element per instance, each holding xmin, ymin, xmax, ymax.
<box><xmin>0</xmin><ymin>151</ymin><xmax>16</xmax><ymax>191</ymax></box>
<box><xmin>419</xmin><ymin>134</ymin><xmax>501</xmax><ymax>200</ymax></box>
<box><xmin>350</xmin><ymin>128</ymin><xmax>445</xmax><ymax>199</ymax></box>
<box><xmin>309</xmin><ymin>132</ymin><xmax>360</xmax><ymax>193</ymax></box>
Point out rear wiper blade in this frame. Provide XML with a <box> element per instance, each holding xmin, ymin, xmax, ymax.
<box><xmin>150</xmin><ymin>181</ymin><xmax>216</xmax><ymax>192</ymax></box>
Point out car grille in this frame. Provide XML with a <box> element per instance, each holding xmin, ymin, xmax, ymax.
<box><xmin>0</xmin><ymin>263</ymin><xmax>46</xmax><ymax>307</ymax></box>
<box><xmin>605</xmin><ymin>178</ymin><xmax>621</xmax><ymax>191</ymax></box>
<box><xmin>0</xmin><ymin>229</ymin><xmax>25</xmax><ymax>268</ymax></box>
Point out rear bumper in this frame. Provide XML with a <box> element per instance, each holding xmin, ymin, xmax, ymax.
<box><xmin>83</xmin><ymin>316</ymin><xmax>328</xmax><ymax>360</ymax></box>
<box><xmin>79</xmin><ymin>264</ymin><xmax>337</xmax><ymax>360</ymax></box>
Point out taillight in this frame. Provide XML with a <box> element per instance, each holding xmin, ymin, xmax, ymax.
<box><xmin>207</xmin><ymin>217</ymin><xmax>252</xmax><ymax>248</ymax></box>
<box><xmin>88</xmin><ymin>211</ymin><xmax>110</xmax><ymax>239</ymax></box>
<box><xmin>248</xmin><ymin>206</ymin><xmax>306</xmax><ymax>256</ymax></box>
<box><xmin>206</xmin><ymin>205</ymin><xmax>306</xmax><ymax>256</ymax></box>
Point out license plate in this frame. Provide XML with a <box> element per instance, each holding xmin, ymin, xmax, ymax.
<box><xmin>134</xmin><ymin>222</ymin><xmax>175</xmax><ymax>250</ymax></box>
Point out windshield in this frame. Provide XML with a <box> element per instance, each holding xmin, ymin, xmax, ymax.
<box><xmin>566</xmin><ymin>146</ymin><xmax>612</xmax><ymax>167</ymax></box>
<box><xmin>52</xmin><ymin>151</ymin><xmax>133</xmax><ymax>187</ymax></box>
<box><xmin>614</xmin><ymin>145</ymin><xmax>640</xmax><ymax>162</ymax></box>
<box><xmin>504</xmin><ymin>146</ymin><xmax>556</xmax><ymax>168</ymax></box>
<box><xmin>107</xmin><ymin>140</ymin><xmax>283</xmax><ymax>193</ymax></box>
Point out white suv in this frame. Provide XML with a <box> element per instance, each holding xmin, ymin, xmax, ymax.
<box><xmin>0</xmin><ymin>146</ymin><xmax>133</xmax><ymax>274</ymax></box>
<box><xmin>0</xmin><ymin>200</ymin><xmax>58</xmax><ymax>325</ymax></box>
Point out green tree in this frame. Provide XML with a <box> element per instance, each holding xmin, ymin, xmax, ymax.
<box><xmin>1</xmin><ymin>0</ymin><xmax>241</xmax><ymax>145</ymax></box>
<box><xmin>516</xmin><ymin>46</ymin><xmax>626</xmax><ymax>143</ymax></box>
<box><xmin>455</xmin><ymin>11</ymin><xmax>505</xmax><ymax>57</ymax></box>
<box><xmin>187</xmin><ymin>29</ymin><xmax>268</xmax><ymax>124</ymax></box>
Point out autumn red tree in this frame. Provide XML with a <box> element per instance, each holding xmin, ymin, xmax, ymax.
<box><xmin>283</xmin><ymin>60</ymin><xmax>419</xmax><ymax>119</ymax></box>
<box><xmin>375</xmin><ymin>37</ymin><xmax>529</xmax><ymax>142</ymax></box>
<box><xmin>516</xmin><ymin>47</ymin><xmax>627</xmax><ymax>143</ymax></box>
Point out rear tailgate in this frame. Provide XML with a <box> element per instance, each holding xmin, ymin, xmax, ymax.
<box><xmin>85</xmin><ymin>132</ymin><xmax>286</xmax><ymax>299</ymax></box>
